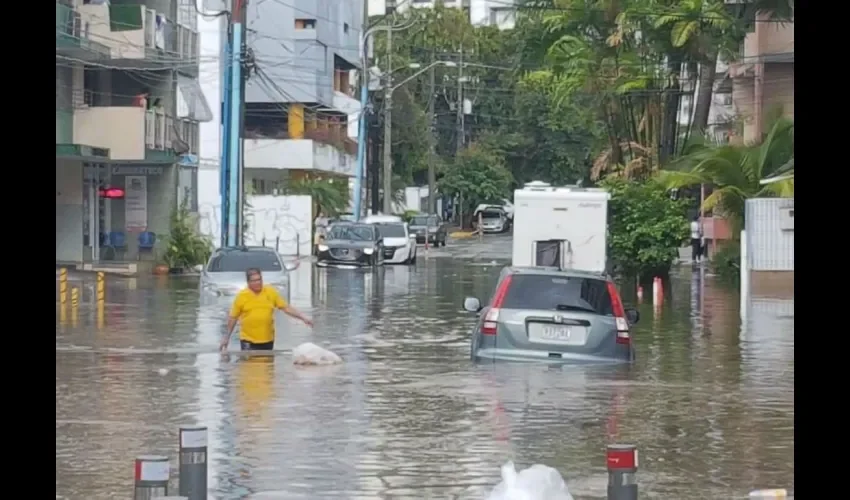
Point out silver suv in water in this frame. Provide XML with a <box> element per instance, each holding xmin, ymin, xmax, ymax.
<box><xmin>463</xmin><ymin>267</ymin><xmax>639</xmax><ymax>364</ymax></box>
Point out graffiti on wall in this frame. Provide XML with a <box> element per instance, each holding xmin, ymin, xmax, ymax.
<box><xmin>198</xmin><ymin>195</ymin><xmax>312</xmax><ymax>256</ymax></box>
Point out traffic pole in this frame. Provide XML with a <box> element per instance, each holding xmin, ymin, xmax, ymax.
<box><xmin>134</xmin><ymin>455</ymin><xmax>170</xmax><ymax>500</ymax></box>
<box><xmin>178</xmin><ymin>425</ymin><xmax>208</xmax><ymax>500</ymax></box>
<box><xmin>606</xmin><ymin>444</ymin><xmax>638</xmax><ymax>500</ymax></box>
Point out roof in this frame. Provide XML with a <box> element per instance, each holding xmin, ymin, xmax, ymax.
<box><xmin>505</xmin><ymin>266</ymin><xmax>609</xmax><ymax>280</ymax></box>
<box><xmin>216</xmin><ymin>246</ymin><xmax>276</xmax><ymax>253</ymax></box>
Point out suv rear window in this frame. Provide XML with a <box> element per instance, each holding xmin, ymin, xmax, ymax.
<box><xmin>207</xmin><ymin>251</ymin><xmax>282</xmax><ymax>272</ymax></box>
<box><xmin>499</xmin><ymin>274</ymin><xmax>613</xmax><ymax>315</ymax></box>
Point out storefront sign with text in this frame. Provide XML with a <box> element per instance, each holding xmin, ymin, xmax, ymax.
<box><xmin>111</xmin><ymin>166</ymin><xmax>164</xmax><ymax>176</ymax></box>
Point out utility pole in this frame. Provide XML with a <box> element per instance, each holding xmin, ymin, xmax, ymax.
<box><xmin>221</xmin><ymin>0</ymin><xmax>248</xmax><ymax>247</ymax></box>
<box><xmin>427</xmin><ymin>49</ymin><xmax>437</xmax><ymax>214</ymax></box>
<box><xmin>456</xmin><ymin>43</ymin><xmax>465</xmax><ymax>227</ymax></box>
<box><xmin>353</xmin><ymin>0</ymin><xmax>370</xmax><ymax>220</ymax></box>
<box><xmin>456</xmin><ymin>42</ymin><xmax>465</xmax><ymax>154</ymax></box>
<box><xmin>381</xmin><ymin>28</ymin><xmax>393</xmax><ymax>215</ymax></box>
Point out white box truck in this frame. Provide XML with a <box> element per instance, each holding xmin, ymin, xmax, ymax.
<box><xmin>511</xmin><ymin>181</ymin><xmax>610</xmax><ymax>273</ymax></box>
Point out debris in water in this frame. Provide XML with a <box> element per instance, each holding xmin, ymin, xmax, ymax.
<box><xmin>292</xmin><ymin>342</ymin><xmax>342</xmax><ymax>366</ymax></box>
<box><xmin>487</xmin><ymin>461</ymin><xmax>574</xmax><ymax>500</ymax></box>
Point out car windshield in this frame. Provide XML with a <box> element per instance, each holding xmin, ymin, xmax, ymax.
<box><xmin>482</xmin><ymin>211</ymin><xmax>503</xmax><ymax>219</ymax></box>
<box><xmin>410</xmin><ymin>216</ymin><xmax>438</xmax><ymax>226</ymax></box>
<box><xmin>499</xmin><ymin>274</ymin><xmax>614</xmax><ymax>315</ymax></box>
<box><xmin>327</xmin><ymin>225</ymin><xmax>375</xmax><ymax>241</ymax></box>
<box><xmin>207</xmin><ymin>250</ymin><xmax>282</xmax><ymax>273</ymax></box>
<box><xmin>377</xmin><ymin>224</ymin><xmax>407</xmax><ymax>238</ymax></box>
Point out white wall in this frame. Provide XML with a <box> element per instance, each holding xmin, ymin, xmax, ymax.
<box><xmin>56</xmin><ymin>160</ymin><xmax>84</xmax><ymax>263</ymax></box>
<box><xmin>243</xmin><ymin>195</ymin><xmax>313</xmax><ymax>256</ymax></box>
<box><xmin>745</xmin><ymin>198</ymin><xmax>794</xmax><ymax>271</ymax></box>
<box><xmin>197</xmin><ymin>14</ymin><xmax>224</xmax><ymax>246</ymax></box>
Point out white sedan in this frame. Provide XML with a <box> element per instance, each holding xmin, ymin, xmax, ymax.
<box><xmin>372</xmin><ymin>222</ymin><xmax>417</xmax><ymax>265</ymax></box>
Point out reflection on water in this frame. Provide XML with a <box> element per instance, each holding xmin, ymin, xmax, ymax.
<box><xmin>57</xmin><ymin>261</ymin><xmax>793</xmax><ymax>499</ymax></box>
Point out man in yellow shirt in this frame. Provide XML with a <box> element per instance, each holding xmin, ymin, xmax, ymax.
<box><xmin>220</xmin><ymin>268</ymin><xmax>313</xmax><ymax>351</ymax></box>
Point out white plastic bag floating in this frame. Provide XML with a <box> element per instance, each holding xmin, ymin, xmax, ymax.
<box><xmin>487</xmin><ymin>461</ymin><xmax>574</xmax><ymax>500</ymax></box>
<box><xmin>292</xmin><ymin>342</ymin><xmax>342</xmax><ymax>366</ymax></box>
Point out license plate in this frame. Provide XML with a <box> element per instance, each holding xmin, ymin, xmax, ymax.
<box><xmin>527</xmin><ymin>323</ymin><xmax>587</xmax><ymax>346</ymax></box>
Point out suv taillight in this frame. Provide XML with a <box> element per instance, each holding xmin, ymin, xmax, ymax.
<box><xmin>481</xmin><ymin>276</ymin><xmax>513</xmax><ymax>336</ymax></box>
<box><xmin>607</xmin><ymin>281</ymin><xmax>631</xmax><ymax>345</ymax></box>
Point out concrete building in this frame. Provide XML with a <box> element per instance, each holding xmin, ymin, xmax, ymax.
<box><xmin>369</xmin><ymin>0</ymin><xmax>516</xmax><ymax>29</ymax></box>
<box><xmin>56</xmin><ymin>0</ymin><xmax>209</xmax><ymax>266</ymax></box>
<box><xmin>729</xmin><ymin>13</ymin><xmax>793</xmax><ymax>144</ymax></box>
<box><xmin>241</xmin><ymin>1</ymin><xmax>362</xmax><ymax>201</ymax></box>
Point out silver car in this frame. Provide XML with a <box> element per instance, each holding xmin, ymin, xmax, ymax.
<box><xmin>199</xmin><ymin>246</ymin><xmax>290</xmax><ymax>300</ymax></box>
<box><xmin>463</xmin><ymin>267</ymin><xmax>639</xmax><ymax>364</ymax></box>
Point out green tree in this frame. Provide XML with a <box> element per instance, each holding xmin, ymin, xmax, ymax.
<box><xmin>163</xmin><ymin>197</ymin><xmax>213</xmax><ymax>270</ymax></box>
<box><xmin>600</xmin><ymin>177</ymin><xmax>690</xmax><ymax>281</ymax></box>
<box><xmin>438</xmin><ymin>145</ymin><xmax>513</xmax><ymax>222</ymax></box>
<box><xmin>658</xmin><ymin>117</ymin><xmax>794</xmax><ymax>231</ymax></box>
<box><xmin>285</xmin><ymin>177</ymin><xmax>347</xmax><ymax>217</ymax></box>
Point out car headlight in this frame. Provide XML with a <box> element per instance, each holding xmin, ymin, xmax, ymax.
<box><xmin>317</xmin><ymin>244</ymin><xmax>329</xmax><ymax>252</ymax></box>
<box><xmin>363</xmin><ymin>248</ymin><xmax>374</xmax><ymax>255</ymax></box>
<box><xmin>428</xmin><ymin>227</ymin><xmax>438</xmax><ymax>233</ymax></box>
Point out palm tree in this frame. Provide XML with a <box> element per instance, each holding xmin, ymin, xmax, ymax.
<box><xmin>286</xmin><ymin>177</ymin><xmax>347</xmax><ymax>217</ymax></box>
<box><xmin>658</xmin><ymin>117</ymin><xmax>793</xmax><ymax>230</ymax></box>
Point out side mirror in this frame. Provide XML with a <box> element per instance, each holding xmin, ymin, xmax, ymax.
<box><xmin>463</xmin><ymin>297</ymin><xmax>482</xmax><ymax>313</ymax></box>
<box><xmin>625</xmin><ymin>308</ymin><xmax>640</xmax><ymax>325</ymax></box>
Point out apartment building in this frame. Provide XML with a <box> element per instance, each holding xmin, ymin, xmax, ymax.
<box><xmin>242</xmin><ymin>0</ymin><xmax>362</xmax><ymax>199</ymax></box>
<box><xmin>729</xmin><ymin>13</ymin><xmax>794</xmax><ymax>144</ymax></box>
<box><xmin>369</xmin><ymin>0</ymin><xmax>517</xmax><ymax>29</ymax></box>
<box><xmin>56</xmin><ymin>0</ymin><xmax>209</xmax><ymax>266</ymax></box>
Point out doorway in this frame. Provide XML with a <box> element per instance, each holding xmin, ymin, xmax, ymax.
<box><xmin>82</xmin><ymin>163</ymin><xmax>110</xmax><ymax>262</ymax></box>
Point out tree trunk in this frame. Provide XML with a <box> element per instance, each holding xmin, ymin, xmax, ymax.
<box><xmin>692</xmin><ymin>51</ymin><xmax>719</xmax><ymax>135</ymax></box>
<box><xmin>660</xmin><ymin>60</ymin><xmax>682</xmax><ymax>164</ymax></box>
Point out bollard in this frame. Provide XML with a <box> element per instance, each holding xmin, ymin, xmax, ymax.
<box><xmin>740</xmin><ymin>229</ymin><xmax>749</xmax><ymax>321</ymax></box>
<box><xmin>424</xmin><ymin>221</ymin><xmax>430</xmax><ymax>251</ymax></box>
<box><xmin>96</xmin><ymin>272</ymin><xmax>106</xmax><ymax>329</ymax></box>
<box><xmin>478</xmin><ymin>212</ymin><xmax>484</xmax><ymax>242</ymax></box>
<box><xmin>178</xmin><ymin>425</ymin><xmax>208</xmax><ymax>500</ymax></box>
<box><xmin>134</xmin><ymin>455</ymin><xmax>170</xmax><ymax>500</ymax></box>
<box><xmin>606</xmin><ymin>444</ymin><xmax>638</xmax><ymax>500</ymax></box>
<box><xmin>59</xmin><ymin>267</ymin><xmax>68</xmax><ymax>305</ymax></box>
<box><xmin>71</xmin><ymin>287</ymin><xmax>79</xmax><ymax>325</ymax></box>
<box><xmin>749</xmin><ymin>490</ymin><xmax>787</xmax><ymax>499</ymax></box>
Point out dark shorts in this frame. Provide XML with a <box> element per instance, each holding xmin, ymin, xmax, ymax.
<box><xmin>240</xmin><ymin>340</ymin><xmax>274</xmax><ymax>351</ymax></box>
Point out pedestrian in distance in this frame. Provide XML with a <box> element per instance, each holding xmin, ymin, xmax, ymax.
<box><xmin>219</xmin><ymin>268</ymin><xmax>313</xmax><ymax>352</ymax></box>
<box><xmin>690</xmin><ymin>216</ymin><xmax>704</xmax><ymax>263</ymax></box>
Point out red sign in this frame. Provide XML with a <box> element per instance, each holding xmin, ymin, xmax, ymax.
<box><xmin>98</xmin><ymin>187</ymin><xmax>125</xmax><ymax>199</ymax></box>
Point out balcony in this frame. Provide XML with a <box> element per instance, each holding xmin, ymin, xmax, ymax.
<box><xmin>73</xmin><ymin>3</ymin><xmax>199</xmax><ymax>75</ymax></box>
<box><xmin>244</xmin><ymin>138</ymin><xmax>356</xmax><ymax>177</ymax></box>
<box><xmin>72</xmin><ymin>105</ymin><xmax>197</xmax><ymax>162</ymax></box>
<box><xmin>56</xmin><ymin>2</ymin><xmax>110</xmax><ymax>58</ymax></box>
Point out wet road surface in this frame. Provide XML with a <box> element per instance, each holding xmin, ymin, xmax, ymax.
<box><xmin>56</xmin><ymin>234</ymin><xmax>794</xmax><ymax>499</ymax></box>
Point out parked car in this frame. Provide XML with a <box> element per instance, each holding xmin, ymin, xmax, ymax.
<box><xmin>316</xmin><ymin>222</ymin><xmax>386</xmax><ymax>267</ymax></box>
<box><xmin>476</xmin><ymin>207</ymin><xmax>511</xmax><ymax>233</ymax></box>
<box><xmin>462</xmin><ymin>267</ymin><xmax>639</xmax><ymax>364</ymax></box>
<box><xmin>200</xmin><ymin>246</ymin><xmax>290</xmax><ymax>299</ymax></box>
<box><xmin>363</xmin><ymin>215</ymin><xmax>417</xmax><ymax>265</ymax></box>
<box><xmin>475</xmin><ymin>200</ymin><xmax>514</xmax><ymax>220</ymax></box>
<box><xmin>408</xmin><ymin>214</ymin><xmax>448</xmax><ymax>246</ymax></box>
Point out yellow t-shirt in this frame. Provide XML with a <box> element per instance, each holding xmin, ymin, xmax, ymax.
<box><xmin>230</xmin><ymin>285</ymin><xmax>287</xmax><ymax>344</ymax></box>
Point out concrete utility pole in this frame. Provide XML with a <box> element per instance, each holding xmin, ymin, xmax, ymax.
<box><xmin>427</xmin><ymin>49</ymin><xmax>437</xmax><ymax>214</ymax></box>
<box><xmin>382</xmin><ymin>28</ymin><xmax>394</xmax><ymax>215</ymax></box>
<box><xmin>456</xmin><ymin>42</ymin><xmax>465</xmax><ymax>154</ymax></box>
<box><xmin>353</xmin><ymin>0</ymin><xmax>370</xmax><ymax>220</ymax></box>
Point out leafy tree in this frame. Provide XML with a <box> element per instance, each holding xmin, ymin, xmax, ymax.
<box><xmin>285</xmin><ymin>177</ymin><xmax>347</xmax><ymax>217</ymax></box>
<box><xmin>600</xmin><ymin>177</ymin><xmax>690</xmax><ymax>281</ymax></box>
<box><xmin>438</xmin><ymin>145</ymin><xmax>513</xmax><ymax>222</ymax></box>
<box><xmin>163</xmin><ymin>197</ymin><xmax>213</xmax><ymax>270</ymax></box>
<box><xmin>659</xmin><ymin>117</ymin><xmax>794</xmax><ymax>230</ymax></box>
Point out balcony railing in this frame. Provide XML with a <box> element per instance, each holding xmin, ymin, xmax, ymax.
<box><xmin>144</xmin><ymin>109</ymin><xmax>199</xmax><ymax>154</ymax></box>
<box><xmin>144</xmin><ymin>8</ymin><xmax>198</xmax><ymax>62</ymax></box>
<box><xmin>56</xmin><ymin>2</ymin><xmax>110</xmax><ymax>54</ymax></box>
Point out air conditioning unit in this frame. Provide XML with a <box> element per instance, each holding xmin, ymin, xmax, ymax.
<box><xmin>778</xmin><ymin>206</ymin><xmax>794</xmax><ymax>231</ymax></box>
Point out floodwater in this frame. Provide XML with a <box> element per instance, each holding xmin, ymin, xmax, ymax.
<box><xmin>56</xmin><ymin>237</ymin><xmax>794</xmax><ymax>499</ymax></box>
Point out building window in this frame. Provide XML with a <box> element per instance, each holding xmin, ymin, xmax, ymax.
<box><xmin>343</xmin><ymin>23</ymin><xmax>349</xmax><ymax>34</ymax></box>
<box><xmin>295</xmin><ymin>18</ymin><xmax>316</xmax><ymax>29</ymax></box>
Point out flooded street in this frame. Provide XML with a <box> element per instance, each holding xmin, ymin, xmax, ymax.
<box><xmin>56</xmin><ymin>236</ymin><xmax>794</xmax><ymax>499</ymax></box>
